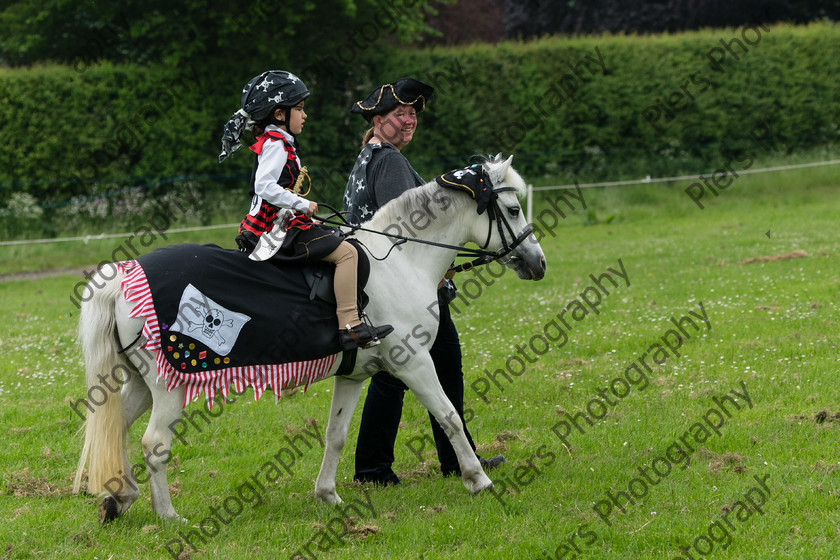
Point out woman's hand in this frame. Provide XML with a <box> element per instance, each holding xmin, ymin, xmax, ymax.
<box><xmin>305</xmin><ymin>201</ymin><xmax>318</xmax><ymax>217</ymax></box>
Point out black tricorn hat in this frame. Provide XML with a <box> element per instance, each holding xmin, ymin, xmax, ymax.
<box><xmin>351</xmin><ymin>77</ymin><xmax>434</xmax><ymax>121</ymax></box>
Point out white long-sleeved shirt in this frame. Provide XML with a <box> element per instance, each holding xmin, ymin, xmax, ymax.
<box><xmin>250</xmin><ymin>125</ymin><xmax>310</xmax><ymax>215</ymax></box>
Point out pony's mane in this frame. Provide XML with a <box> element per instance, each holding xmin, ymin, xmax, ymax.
<box><xmin>365</xmin><ymin>156</ymin><xmax>525</xmax><ymax>228</ymax></box>
<box><xmin>366</xmin><ymin>181</ymin><xmax>441</xmax><ymax>229</ymax></box>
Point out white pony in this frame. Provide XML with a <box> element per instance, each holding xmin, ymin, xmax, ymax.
<box><xmin>73</xmin><ymin>156</ymin><xmax>546</xmax><ymax>522</ymax></box>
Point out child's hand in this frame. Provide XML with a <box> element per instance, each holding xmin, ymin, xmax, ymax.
<box><xmin>305</xmin><ymin>201</ymin><xmax>318</xmax><ymax>217</ymax></box>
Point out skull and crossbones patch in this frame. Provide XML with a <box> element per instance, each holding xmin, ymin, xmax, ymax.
<box><xmin>186</xmin><ymin>307</ymin><xmax>235</xmax><ymax>345</ymax></box>
<box><xmin>170</xmin><ymin>284</ymin><xmax>251</xmax><ymax>356</ymax></box>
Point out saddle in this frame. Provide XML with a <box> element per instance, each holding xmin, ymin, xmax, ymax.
<box><xmin>236</xmin><ymin>230</ymin><xmax>370</xmax><ymax>308</ymax></box>
<box><xmin>301</xmin><ymin>249</ymin><xmax>369</xmax><ymax>310</ymax></box>
<box><xmin>134</xmin><ymin>243</ymin><xmax>368</xmax><ymax>375</ymax></box>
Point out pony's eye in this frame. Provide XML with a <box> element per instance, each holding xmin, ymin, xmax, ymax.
<box><xmin>508</xmin><ymin>206</ymin><xmax>520</xmax><ymax>217</ymax></box>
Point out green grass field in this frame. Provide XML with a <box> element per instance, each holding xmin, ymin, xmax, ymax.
<box><xmin>1</xmin><ymin>161</ymin><xmax>838</xmax><ymax>559</ymax></box>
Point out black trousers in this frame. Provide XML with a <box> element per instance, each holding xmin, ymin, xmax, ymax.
<box><xmin>354</xmin><ymin>293</ymin><xmax>477</xmax><ymax>479</ymax></box>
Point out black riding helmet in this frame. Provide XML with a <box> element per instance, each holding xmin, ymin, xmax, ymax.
<box><xmin>242</xmin><ymin>70</ymin><xmax>310</xmax><ymax>124</ymax></box>
<box><xmin>219</xmin><ymin>70</ymin><xmax>310</xmax><ymax>162</ymax></box>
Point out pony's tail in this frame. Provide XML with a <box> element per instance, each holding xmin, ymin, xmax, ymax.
<box><xmin>73</xmin><ymin>267</ymin><xmax>128</xmax><ymax>495</ymax></box>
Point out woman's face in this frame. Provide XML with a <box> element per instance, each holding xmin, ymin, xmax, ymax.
<box><xmin>374</xmin><ymin>105</ymin><xmax>417</xmax><ymax>150</ymax></box>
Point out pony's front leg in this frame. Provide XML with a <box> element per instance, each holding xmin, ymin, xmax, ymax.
<box><xmin>314</xmin><ymin>375</ymin><xmax>365</xmax><ymax>504</ymax></box>
<box><xmin>142</xmin><ymin>383</ymin><xmax>187</xmax><ymax>521</ymax></box>
<box><xmin>394</xmin><ymin>355</ymin><xmax>493</xmax><ymax>494</ymax></box>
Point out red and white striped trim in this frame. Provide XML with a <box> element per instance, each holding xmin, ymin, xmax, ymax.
<box><xmin>118</xmin><ymin>261</ymin><xmax>338</xmax><ymax>409</ymax></box>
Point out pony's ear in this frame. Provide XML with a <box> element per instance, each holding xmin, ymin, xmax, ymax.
<box><xmin>489</xmin><ymin>154</ymin><xmax>514</xmax><ymax>185</ymax></box>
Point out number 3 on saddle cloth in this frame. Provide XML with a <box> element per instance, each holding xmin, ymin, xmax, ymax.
<box><xmin>119</xmin><ymin>242</ymin><xmax>368</xmax><ymax>407</ymax></box>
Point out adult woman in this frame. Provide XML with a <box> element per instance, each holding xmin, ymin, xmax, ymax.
<box><xmin>343</xmin><ymin>78</ymin><xmax>504</xmax><ymax>484</ymax></box>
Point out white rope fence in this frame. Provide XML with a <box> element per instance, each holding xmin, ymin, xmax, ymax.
<box><xmin>525</xmin><ymin>158</ymin><xmax>840</xmax><ymax>224</ymax></box>
<box><xmin>0</xmin><ymin>223</ymin><xmax>238</xmax><ymax>246</ymax></box>
<box><xmin>2</xmin><ymin>158</ymin><xmax>838</xmax><ymax>246</ymax></box>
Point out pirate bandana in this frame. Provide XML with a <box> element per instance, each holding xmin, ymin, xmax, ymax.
<box><xmin>219</xmin><ymin>70</ymin><xmax>310</xmax><ymax>162</ymax></box>
<box><xmin>435</xmin><ymin>164</ymin><xmax>496</xmax><ymax>216</ymax></box>
<box><xmin>351</xmin><ymin>77</ymin><xmax>434</xmax><ymax>121</ymax></box>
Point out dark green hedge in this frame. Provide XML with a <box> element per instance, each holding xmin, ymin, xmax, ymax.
<box><xmin>385</xmin><ymin>21</ymin><xmax>840</xmax><ymax>180</ymax></box>
<box><xmin>1</xmin><ymin>21</ymin><xmax>837</xmax><ymax>209</ymax></box>
<box><xmin>0</xmin><ymin>62</ymin><xmax>228</xmax><ymax>203</ymax></box>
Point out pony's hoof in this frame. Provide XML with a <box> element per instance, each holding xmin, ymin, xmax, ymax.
<box><xmin>98</xmin><ymin>496</ymin><xmax>120</xmax><ymax>524</ymax></box>
<box><xmin>474</xmin><ymin>481</ymin><xmax>494</xmax><ymax>494</ymax></box>
<box><xmin>467</xmin><ymin>475</ymin><xmax>495</xmax><ymax>495</ymax></box>
<box><xmin>158</xmin><ymin>511</ymin><xmax>186</xmax><ymax>524</ymax></box>
<box><xmin>315</xmin><ymin>489</ymin><xmax>343</xmax><ymax>505</ymax></box>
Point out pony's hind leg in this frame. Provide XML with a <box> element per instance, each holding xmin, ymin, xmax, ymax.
<box><xmin>315</xmin><ymin>375</ymin><xmax>366</xmax><ymax>504</ymax></box>
<box><xmin>74</xmin><ymin>272</ymin><xmax>144</xmax><ymax>524</ymax></box>
<box><xmin>115</xmin><ymin>295</ymin><xmax>154</xmax><ymax>429</ymax></box>
<box><xmin>141</xmin><ymin>382</ymin><xmax>187</xmax><ymax>521</ymax></box>
<box><xmin>122</xmin><ymin>360</ymin><xmax>153</xmax><ymax>426</ymax></box>
<box><xmin>94</xmin><ymin>299</ymin><xmax>155</xmax><ymax>522</ymax></box>
<box><xmin>100</xmin><ymin>351</ymin><xmax>154</xmax><ymax>522</ymax></box>
<box><xmin>113</xmin><ymin>315</ymin><xmax>186</xmax><ymax>522</ymax></box>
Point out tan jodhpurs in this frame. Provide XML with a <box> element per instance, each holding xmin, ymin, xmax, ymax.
<box><xmin>322</xmin><ymin>241</ymin><xmax>360</xmax><ymax>329</ymax></box>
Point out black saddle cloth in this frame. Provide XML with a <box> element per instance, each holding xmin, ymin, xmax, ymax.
<box><xmin>135</xmin><ymin>242</ymin><xmax>368</xmax><ymax>372</ymax></box>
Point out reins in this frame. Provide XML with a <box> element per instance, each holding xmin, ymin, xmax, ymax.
<box><xmin>314</xmin><ymin>194</ymin><xmax>533</xmax><ymax>271</ymax></box>
<box><xmin>315</xmin><ymin>202</ymin><xmax>495</xmax><ymax>258</ymax></box>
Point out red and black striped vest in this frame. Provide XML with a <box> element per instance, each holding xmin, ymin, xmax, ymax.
<box><xmin>239</xmin><ymin>131</ymin><xmax>309</xmax><ymax>236</ymax></box>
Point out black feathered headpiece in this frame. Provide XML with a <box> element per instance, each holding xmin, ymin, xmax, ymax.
<box><xmin>435</xmin><ymin>164</ymin><xmax>496</xmax><ymax>216</ymax></box>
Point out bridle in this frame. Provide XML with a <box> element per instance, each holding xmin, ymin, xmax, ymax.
<box><xmin>449</xmin><ymin>186</ymin><xmax>534</xmax><ymax>273</ymax></box>
<box><xmin>316</xmin><ymin>186</ymin><xmax>533</xmax><ymax>272</ymax></box>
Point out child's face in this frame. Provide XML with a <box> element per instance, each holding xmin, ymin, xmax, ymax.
<box><xmin>288</xmin><ymin>102</ymin><xmax>307</xmax><ymax>135</ymax></box>
<box><xmin>276</xmin><ymin>103</ymin><xmax>307</xmax><ymax>135</ymax></box>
